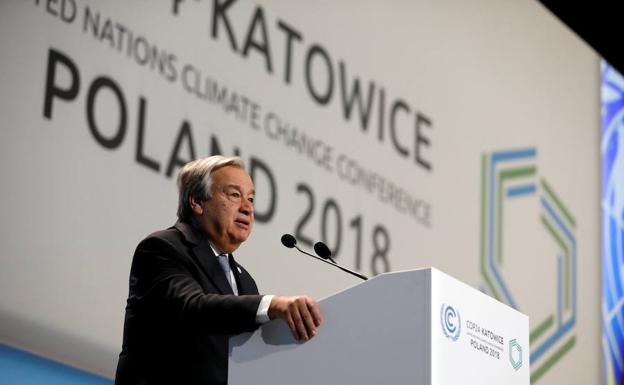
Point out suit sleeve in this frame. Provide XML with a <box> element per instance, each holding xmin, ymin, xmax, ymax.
<box><xmin>127</xmin><ymin>235</ymin><xmax>263</xmax><ymax>335</ymax></box>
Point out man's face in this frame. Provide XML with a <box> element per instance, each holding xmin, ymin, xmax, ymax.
<box><xmin>196</xmin><ymin>165</ymin><xmax>255</xmax><ymax>253</ymax></box>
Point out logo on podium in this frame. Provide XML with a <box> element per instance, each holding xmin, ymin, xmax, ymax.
<box><xmin>509</xmin><ymin>338</ymin><xmax>523</xmax><ymax>370</ymax></box>
<box><xmin>440</xmin><ymin>304</ymin><xmax>461</xmax><ymax>341</ymax></box>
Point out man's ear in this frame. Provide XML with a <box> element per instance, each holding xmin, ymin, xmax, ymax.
<box><xmin>189</xmin><ymin>195</ymin><xmax>204</xmax><ymax>215</ymax></box>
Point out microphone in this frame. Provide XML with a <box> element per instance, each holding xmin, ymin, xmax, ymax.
<box><xmin>281</xmin><ymin>234</ymin><xmax>368</xmax><ymax>280</ymax></box>
<box><xmin>313</xmin><ymin>241</ymin><xmax>336</xmax><ymax>264</ymax></box>
<box><xmin>281</xmin><ymin>233</ymin><xmax>297</xmax><ymax>248</ymax></box>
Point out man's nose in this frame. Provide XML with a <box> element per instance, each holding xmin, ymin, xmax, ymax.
<box><xmin>240</xmin><ymin>199</ymin><xmax>253</xmax><ymax>216</ymax></box>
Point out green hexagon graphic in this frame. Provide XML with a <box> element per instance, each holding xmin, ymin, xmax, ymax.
<box><xmin>479</xmin><ymin>148</ymin><xmax>577</xmax><ymax>383</ymax></box>
<box><xmin>509</xmin><ymin>338</ymin><xmax>523</xmax><ymax>370</ymax></box>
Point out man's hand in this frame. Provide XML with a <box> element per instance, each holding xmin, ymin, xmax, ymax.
<box><xmin>268</xmin><ymin>296</ymin><xmax>322</xmax><ymax>341</ymax></box>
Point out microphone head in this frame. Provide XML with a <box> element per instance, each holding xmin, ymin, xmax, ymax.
<box><xmin>281</xmin><ymin>234</ymin><xmax>297</xmax><ymax>248</ymax></box>
<box><xmin>313</xmin><ymin>242</ymin><xmax>332</xmax><ymax>259</ymax></box>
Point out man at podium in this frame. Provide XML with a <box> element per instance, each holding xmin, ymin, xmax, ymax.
<box><xmin>115</xmin><ymin>155</ymin><xmax>323</xmax><ymax>385</ymax></box>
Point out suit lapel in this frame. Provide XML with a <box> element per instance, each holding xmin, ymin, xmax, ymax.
<box><xmin>230</xmin><ymin>254</ymin><xmax>257</xmax><ymax>295</ymax></box>
<box><xmin>228</xmin><ymin>254</ymin><xmax>244</xmax><ymax>294</ymax></box>
<box><xmin>174</xmin><ymin>221</ymin><xmax>234</xmax><ymax>295</ymax></box>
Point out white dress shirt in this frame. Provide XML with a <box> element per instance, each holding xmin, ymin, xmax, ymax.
<box><xmin>208</xmin><ymin>242</ymin><xmax>273</xmax><ymax>324</ymax></box>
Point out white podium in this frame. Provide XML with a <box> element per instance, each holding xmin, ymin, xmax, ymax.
<box><xmin>229</xmin><ymin>268</ymin><xmax>529</xmax><ymax>385</ymax></box>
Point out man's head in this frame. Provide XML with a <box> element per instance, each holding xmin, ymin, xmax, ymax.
<box><xmin>177</xmin><ymin>156</ymin><xmax>255</xmax><ymax>253</ymax></box>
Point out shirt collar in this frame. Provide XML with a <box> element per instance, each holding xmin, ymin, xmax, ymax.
<box><xmin>208</xmin><ymin>241</ymin><xmax>226</xmax><ymax>257</ymax></box>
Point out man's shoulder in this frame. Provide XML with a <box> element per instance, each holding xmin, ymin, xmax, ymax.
<box><xmin>136</xmin><ymin>225</ymin><xmax>187</xmax><ymax>251</ymax></box>
<box><xmin>130</xmin><ymin>226</ymin><xmax>196</xmax><ymax>271</ymax></box>
<box><xmin>144</xmin><ymin>226</ymin><xmax>180</xmax><ymax>242</ymax></box>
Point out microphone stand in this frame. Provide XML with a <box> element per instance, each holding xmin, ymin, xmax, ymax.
<box><xmin>294</xmin><ymin>245</ymin><xmax>368</xmax><ymax>281</ymax></box>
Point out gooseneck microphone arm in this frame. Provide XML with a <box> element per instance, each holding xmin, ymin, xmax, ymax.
<box><xmin>294</xmin><ymin>244</ymin><xmax>368</xmax><ymax>281</ymax></box>
<box><xmin>281</xmin><ymin>234</ymin><xmax>368</xmax><ymax>281</ymax></box>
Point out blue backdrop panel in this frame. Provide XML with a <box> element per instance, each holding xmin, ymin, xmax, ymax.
<box><xmin>0</xmin><ymin>344</ymin><xmax>112</xmax><ymax>385</ymax></box>
<box><xmin>601</xmin><ymin>61</ymin><xmax>624</xmax><ymax>385</ymax></box>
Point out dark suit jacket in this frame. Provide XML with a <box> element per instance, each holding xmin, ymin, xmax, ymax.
<box><xmin>115</xmin><ymin>221</ymin><xmax>263</xmax><ymax>385</ymax></box>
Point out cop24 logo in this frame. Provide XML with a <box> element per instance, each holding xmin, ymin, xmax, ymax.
<box><xmin>479</xmin><ymin>148</ymin><xmax>577</xmax><ymax>382</ymax></box>
<box><xmin>509</xmin><ymin>338</ymin><xmax>523</xmax><ymax>371</ymax></box>
<box><xmin>440</xmin><ymin>304</ymin><xmax>461</xmax><ymax>341</ymax></box>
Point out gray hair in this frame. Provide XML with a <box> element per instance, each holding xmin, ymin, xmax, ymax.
<box><xmin>176</xmin><ymin>155</ymin><xmax>246</xmax><ymax>221</ymax></box>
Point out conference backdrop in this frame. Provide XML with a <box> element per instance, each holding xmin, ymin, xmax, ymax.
<box><xmin>601</xmin><ymin>62</ymin><xmax>624</xmax><ymax>385</ymax></box>
<box><xmin>0</xmin><ymin>1</ymin><xmax>600</xmax><ymax>384</ymax></box>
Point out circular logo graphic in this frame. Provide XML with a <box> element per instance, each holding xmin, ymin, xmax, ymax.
<box><xmin>440</xmin><ymin>304</ymin><xmax>461</xmax><ymax>341</ymax></box>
